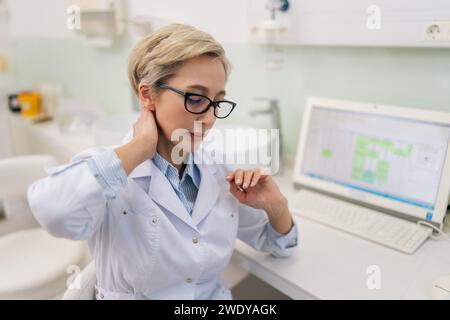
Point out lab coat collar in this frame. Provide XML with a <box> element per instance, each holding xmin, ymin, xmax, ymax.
<box><xmin>147</xmin><ymin>153</ymin><xmax>219</xmax><ymax>229</ymax></box>
<box><xmin>121</xmin><ymin>128</ymin><xmax>217</xmax><ymax>177</ymax></box>
<box><xmin>129</xmin><ymin>158</ymin><xmax>153</xmax><ymax>178</ymax></box>
<box><xmin>191</xmin><ymin>158</ymin><xmax>220</xmax><ymax>226</ymax></box>
<box><xmin>121</xmin><ymin>127</ymin><xmax>220</xmax><ymax>230</ymax></box>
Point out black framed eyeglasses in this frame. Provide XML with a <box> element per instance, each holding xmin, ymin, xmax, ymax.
<box><xmin>156</xmin><ymin>82</ymin><xmax>236</xmax><ymax>119</ymax></box>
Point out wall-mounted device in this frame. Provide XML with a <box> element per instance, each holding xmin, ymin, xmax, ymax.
<box><xmin>250</xmin><ymin>0</ymin><xmax>291</xmax><ymax>45</ymax></box>
<box><xmin>69</xmin><ymin>0</ymin><xmax>125</xmax><ymax>48</ymax></box>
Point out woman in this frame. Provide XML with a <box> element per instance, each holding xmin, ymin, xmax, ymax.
<box><xmin>27</xmin><ymin>24</ymin><xmax>297</xmax><ymax>300</ymax></box>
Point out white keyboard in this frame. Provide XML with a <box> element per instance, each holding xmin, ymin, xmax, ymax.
<box><xmin>291</xmin><ymin>189</ymin><xmax>432</xmax><ymax>254</ymax></box>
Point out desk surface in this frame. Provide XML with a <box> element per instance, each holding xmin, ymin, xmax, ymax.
<box><xmin>232</xmin><ymin>166</ymin><xmax>450</xmax><ymax>300</ymax></box>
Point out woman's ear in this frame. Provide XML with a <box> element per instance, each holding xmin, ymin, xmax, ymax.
<box><xmin>138</xmin><ymin>83</ymin><xmax>156</xmax><ymax>112</ymax></box>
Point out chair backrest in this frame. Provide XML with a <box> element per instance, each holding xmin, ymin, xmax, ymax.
<box><xmin>0</xmin><ymin>154</ymin><xmax>58</xmax><ymax>220</ymax></box>
<box><xmin>62</xmin><ymin>261</ymin><xmax>96</xmax><ymax>300</ymax></box>
<box><xmin>0</xmin><ymin>154</ymin><xmax>58</xmax><ymax>198</ymax></box>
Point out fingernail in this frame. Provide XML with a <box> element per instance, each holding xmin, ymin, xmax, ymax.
<box><xmin>235</xmin><ymin>179</ymin><xmax>241</xmax><ymax>185</ymax></box>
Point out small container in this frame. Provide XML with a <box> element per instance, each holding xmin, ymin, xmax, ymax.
<box><xmin>19</xmin><ymin>92</ymin><xmax>41</xmax><ymax>118</ymax></box>
<box><xmin>8</xmin><ymin>94</ymin><xmax>21</xmax><ymax>113</ymax></box>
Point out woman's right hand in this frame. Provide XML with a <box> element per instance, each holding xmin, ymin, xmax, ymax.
<box><xmin>114</xmin><ymin>107</ymin><xmax>159</xmax><ymax>176</ymax></box>
<box><xmin>132</xmin><ymin>107</ymin><xmax>159</xmax><ymax>160</ymax></box>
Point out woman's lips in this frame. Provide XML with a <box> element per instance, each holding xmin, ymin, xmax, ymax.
<box><xmin>190</xmin><ymin>132</ymin><xmax>203</xmax><ymax>139</ymax></box>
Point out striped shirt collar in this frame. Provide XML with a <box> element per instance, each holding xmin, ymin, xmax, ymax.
<box><xmin>151</xmin><ymin>152</ymin><xmax>201</xmax><ymax>189</ymax></box>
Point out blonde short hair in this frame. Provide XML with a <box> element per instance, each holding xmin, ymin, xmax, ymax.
<box><xmin>128</xmin><ymin>23</ymin><xmax>231</xmax><ymax>96</ymax></box>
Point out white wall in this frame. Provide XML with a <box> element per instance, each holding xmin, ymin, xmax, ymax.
<box><xmin>7</xmin><ymin>0</ymin><xmax>74</xmax><ymax>38</ymax></box>
<box><xmin>289</xmin><ymin>0</ymin><xmax>450</xmax><ymax>47</ymax></box>
<box><xmin>128</xmin><ymin>0</ymin><xmax>251</xmax><ymax>43</ymax></box>
<box><xmin>0</xmin><ymin>3</ymin><xmax>12</xmax><ymax>158</ymax></box>
<box><xmin>6</xmin><ymin>0</ymin><xmax>450</xmax><ymax>46</ymax></box>
<box><xmin>6</xmin><ymin>0</ymin><xmax>253</xmax><ymax>43</ymax></box>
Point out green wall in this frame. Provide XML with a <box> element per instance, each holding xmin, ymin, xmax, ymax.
<box><xmin>9</xmin><ymin>36</ymin><xmax>450</xmax><ymax>157</ymax></box>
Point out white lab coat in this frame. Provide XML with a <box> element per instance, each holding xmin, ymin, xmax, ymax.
<box><xmin>27</xmin><ymin>131</ymin><xmax>295</xmax><ymax>300</ymax></box>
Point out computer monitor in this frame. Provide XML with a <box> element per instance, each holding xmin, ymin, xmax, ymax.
<box><xmin>293</xmin><ymin>97</ymin><xmax>450</xmax><ymax>229</ymax></box>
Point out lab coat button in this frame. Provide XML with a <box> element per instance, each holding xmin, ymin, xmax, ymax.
<box><xmin>186</xmin><ymin>277</ymin><xmax>193</xmax><ymax>283</ymax></box>
<box><xmin>192</xmin><ymin>237</ymin><xmax>198</xmax><ymax>244</ymax></box>
<box><xmin>152</xmin><ymin>218</ymin><xmax>157</xmax><ymax>224</ymax></box>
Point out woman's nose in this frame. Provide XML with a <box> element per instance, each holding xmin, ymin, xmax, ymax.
<box><xmin>198</xmin><ymin>107</ymin><xmax>216</xmax><ymax>125</ymax></box>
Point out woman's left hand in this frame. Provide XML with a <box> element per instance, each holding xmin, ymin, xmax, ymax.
<box><xmin>226</xmin><ymin>168</ymin><xmax>286</xmax><ymax>213</ymax></box>
<box><xmin>227</xmin><ymin>168</ymin><xmax>293</xmax><ymax>234</ymax></box>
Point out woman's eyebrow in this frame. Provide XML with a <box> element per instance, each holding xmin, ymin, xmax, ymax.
<box><xmin>186</xmin><ymin>84</ymin><xmax>226</xmax><ymax>96</ymax></box>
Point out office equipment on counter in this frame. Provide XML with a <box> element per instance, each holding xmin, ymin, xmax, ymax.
<box><xmin>8</xmin><ymin>93</ymin><xmax>20</xmax><ymax>113</ymax></box>
<box><xmin>7</xmin><ymin>88</ymin><xmax>59</xmax><ymax>123</ymax></box>
<box><xmin>38</xmin><ymin>83</ymin><xmax>61</xmax><ymax>119</ymax></box>
<box><xmin>70</xmin><ymin>0</ymin><xmax>125</xmax><ymax>48</ymax></box>
<box><xmin>292</xmin><ymin>97</ymin><xmax>450</xmax><ymax>254</ymax></box>
<box><xmin>18</xmin><ymin>91</ymin><xmax>41</xmax><ymax>118</ymax></box>
<box><xmin>28</xmin><ymin>113</ymin><xmax>53</xmax><ymax>123</ymax></box>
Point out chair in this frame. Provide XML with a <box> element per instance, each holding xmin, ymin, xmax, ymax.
<box><xmin>61</xmin><ymin>259</ymin><xmax>250</xmax><ymax>300</ymax></box>
<box><xmin>0</xmin><ymin>155</ymin><xmax>88</xmax><ymax>299</ymax></box>
<box><xmin>61</xmin><ymin>261</ymin><xmax>245</xmax><ymax>300</ymax></box>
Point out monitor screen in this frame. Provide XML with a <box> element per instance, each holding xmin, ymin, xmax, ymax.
<box><xmin>301</xmin><ymin>106</ymin><xmax>450</xmax><ymax>221</ymax></box>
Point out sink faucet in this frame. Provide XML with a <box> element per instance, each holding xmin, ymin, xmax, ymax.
<box><xmin>249</xmin><ymin>97</ymin><xmax>283</xmax><ymax>174</ymax></box>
